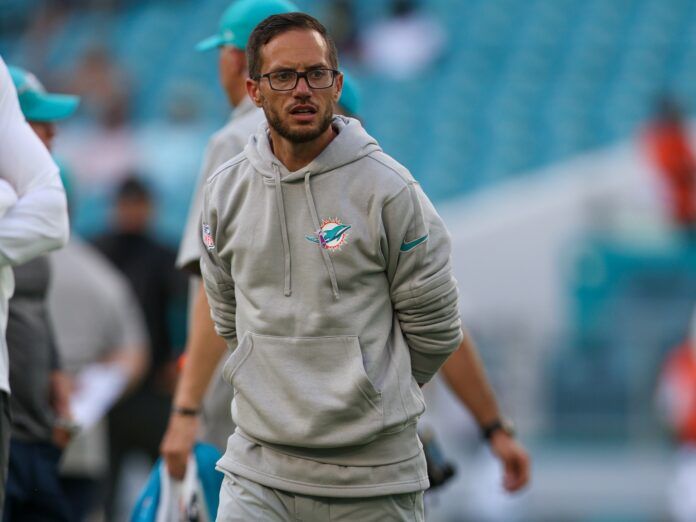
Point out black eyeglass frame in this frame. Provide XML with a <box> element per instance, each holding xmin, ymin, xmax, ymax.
<box><xmin>253</xmin><ymin>68</ymin><xmax>340</xmax><ymax>91</ymax></box>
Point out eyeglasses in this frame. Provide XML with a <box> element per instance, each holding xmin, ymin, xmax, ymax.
<box><xmin>254</xmin><ymin>68</ymin><xmax>339</xmax><ymax>91</ymax></box>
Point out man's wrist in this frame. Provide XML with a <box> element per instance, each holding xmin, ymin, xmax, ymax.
<box><xmin>171</xmin><ymin>405</ymin><xmax>201</xmax><ymax>417</ymax></box>
<box><xmin>480</xmin><ymin>417</ymin><xmax>516</xmax><ymax>441</ymax></box>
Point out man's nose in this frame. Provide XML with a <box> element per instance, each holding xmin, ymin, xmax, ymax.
<box><xmin>293</xmin><ymin>76</ymin><xmax>312</xmax><ymax>95</ymax></box>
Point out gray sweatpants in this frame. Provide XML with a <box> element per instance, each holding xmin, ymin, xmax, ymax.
<box><xmin>217</xmin><ymin>473</ymin><xmax>425</xmax><ymax>522</ymax></box>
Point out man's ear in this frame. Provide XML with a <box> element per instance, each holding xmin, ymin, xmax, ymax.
<box><xmin>333</xmin><ymin>72</ymin><xmax>344</xmax><ymax>103</ymax></box>
<box><xmin>246</xmin><ymin>78</ymin><xmax>263</xmax><ymax>107</ymax></box>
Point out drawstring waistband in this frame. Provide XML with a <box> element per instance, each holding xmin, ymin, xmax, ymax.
<box><xmin>304</xmin><ymin>171</ymin><xmax>340</xmax><ymax>300</ymax></box>
<box><xmin>273</xmin><ymin>165</ymin><xmax>292</xmax><ymax>296</ymax></box>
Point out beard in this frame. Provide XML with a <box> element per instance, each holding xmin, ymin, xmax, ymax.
<box><xmin>264</xmin><ymin>102</ymin><xmax>334</xmax><ymax>144</ymax></box>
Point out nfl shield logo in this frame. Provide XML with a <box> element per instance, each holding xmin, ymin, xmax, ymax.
<box><xmin>202</xmin><ymin>223</ymin><xmax>215</xmax><ymax>251</ymax></box>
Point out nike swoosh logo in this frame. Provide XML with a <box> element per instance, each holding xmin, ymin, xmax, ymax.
<box><xmin>400</xmin><ymin>234</ymin><xmax>428</xmax><ymax>252</ymax></box>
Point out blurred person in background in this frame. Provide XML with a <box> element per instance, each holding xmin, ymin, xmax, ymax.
<box><xmin>48</xmin><ymin>170</ymin><xmax>149</xmax><ymax>521</ymax></box>
<box><xmin>91</xmin><ymin>176</ymin><xmax>187</xmax><ymax>520</ymax></box>
<box><xmin>433</xmin><ymin>331</ymin><xmax>530</xmax><ymax>519</ymax></box>
<box><xmin>360</xmin><ymin>0</ymin><xmax>446</xmax><ymax>80</ymax></box>
<box><xmin>3</xmin><ymin>64</ymin><xmax>76</xmax><ymax>522</ymax></box>
<box><xmin>657</xmin><ymin>308</ymin><xmax>696</xmax><ymax>522</ymax></box>
<box><xmin>324</xmin><ymin>0</ymin><xmax>360</xmax><ymax>60</ymax></box>
<box><xmin>0</xmin><ymin>55</ymin><xmax>69</xmax><ymax>516</ymax></box>
<box><xmin>160</xmin><ymin>0</ymin><xmax>298</xmax><ymax>479</ymax></box>
<box><xmin>58</xmin><ymin>46</ymin><xmax>139</xmax><ymax>190</ymax></box>
<box><xmin>644</xmin><ymin>96</ymin><xmax>696</xmax><ymax>239</ymax></box>
<box><xmin>63</xmin><ymin>45</ymin><xmax>130</xmax><ymax>124</ymax></box>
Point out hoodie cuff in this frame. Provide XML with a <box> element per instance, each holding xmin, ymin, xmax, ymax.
<box><xmin>409</xmin><ymin>350</ymin><xmax>452</xmax><ymax>385</ymax></box>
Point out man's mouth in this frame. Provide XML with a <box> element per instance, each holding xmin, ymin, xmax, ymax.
<box><xmin>289</xmin><ymin>105</ymin><xmax>317</xmax><ymax>115</ymax></box>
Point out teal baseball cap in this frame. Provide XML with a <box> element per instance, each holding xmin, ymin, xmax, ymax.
<box><xmin>196</xmin><ymin>0</ymin><xmax>298</xmax><ymax>52</ymax></box>
<box><xmin>9</xmin><ymin>66</ymin><xmax>80</xmax><ymax>122</ymax></box>
<box><xmin>338</xmin><ymin>71</ymin><xmax>362</xmax><ymax>117</ymax></box>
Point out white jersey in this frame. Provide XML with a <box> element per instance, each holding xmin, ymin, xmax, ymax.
<box><xmin>0</xmin><ymin>56</ymin><xmax>69</xmax><ymax>392</ymax></box>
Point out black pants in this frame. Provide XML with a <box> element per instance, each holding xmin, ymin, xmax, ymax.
<box><xmin>0</xmin><ymin>392</ymin><xmax>10</xmax><ymax>515</ymax></box>
<box><xmin>2</xmin><ymin>439</ymin><xmax>72</xmax><ymax>522</ymax></box>
<box><xmin>61</xmin><ymin>476</ymin><xmax>102</xmax><ymax>522</ymax></box>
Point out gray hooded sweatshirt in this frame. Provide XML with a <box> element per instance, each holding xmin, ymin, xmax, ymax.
<box><xmin>200</xmin><ymin>116</ymin><xmax>462</xmax><ymax>497</ymax></box>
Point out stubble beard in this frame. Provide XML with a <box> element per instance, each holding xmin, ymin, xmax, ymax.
<box><xmin>264</xmin><ymin>102</ymin><xmax>334</xmax><ymax>144</ymax></box>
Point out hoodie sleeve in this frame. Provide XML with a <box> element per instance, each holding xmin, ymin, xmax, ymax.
<box><xmin>0</xmin><ymin>58</ymin><xmax>69</xmax><ymax>266</ymax></box>
<box><xmin>199</xmin><ymin>181</ymin><xmax>237</xmax><ymax>347</ymax></box>
<box><xmin>382</xmin><ymin>182</ymin><xmax>463</xmax><ymax>384</ymax></box>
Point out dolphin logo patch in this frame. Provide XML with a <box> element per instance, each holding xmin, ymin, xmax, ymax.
<box><xmin>306</xmin><ymin>218</ymin><xmax>351</xmax><ymax>251</ymax></box>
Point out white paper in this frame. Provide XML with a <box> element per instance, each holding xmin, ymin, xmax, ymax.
<box><xmin>69</xmin><ymin>363</ymin><xmax>129</xmax><ymax>431</ymax></box>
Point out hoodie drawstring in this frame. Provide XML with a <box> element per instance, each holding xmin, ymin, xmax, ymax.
<box><xmin>304</xmin><ymin>171</ymin><xmax>340</xmax><ymax>300</ymax></box>
<box><xmin>273</xmin><ymin>165</ymin><xmax>292</xmax><ymax>296</ymax></box>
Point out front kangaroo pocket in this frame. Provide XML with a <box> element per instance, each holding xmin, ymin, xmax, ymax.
<box><xmin>224</xmin><ymin>333</ymin><xmax>383</xmax><ymax>448</ymax></box>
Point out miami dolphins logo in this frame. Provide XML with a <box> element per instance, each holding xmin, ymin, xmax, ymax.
<box><xmin>305</xmin><ymin>218</ymin><xmax>351</xmax><ymax>251</ymax></box>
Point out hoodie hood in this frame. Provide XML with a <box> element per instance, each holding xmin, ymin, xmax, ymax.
<box><xmin>246</xmin><ymin>116</ymin><xmax>381</xmax><ymax>182</ymax></box>
<box><xmin>244</xmin><ymin>116</ymin><xmax>382</xmax><ymax>300</ymax></box>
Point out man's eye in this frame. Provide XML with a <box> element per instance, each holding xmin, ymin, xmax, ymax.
<box><xmin>274</xmin><ymin>72</ymin><xmax>295</xmax><ymax>82</ymax></box>
<box><xmin>309</xmin><ymin>70</ymin><xmax>327</xmax><ymax>80</ymax></box>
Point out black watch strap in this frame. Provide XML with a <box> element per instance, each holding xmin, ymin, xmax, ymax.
<box><xmin>172</xmin><ymin>405</ymin><xmax>200</xmax><ymax>417</ymax></box>
<box><xmin>481</xmin><ymin>418</ymin><xmax>515</xmax><ymax>441</ymax></box>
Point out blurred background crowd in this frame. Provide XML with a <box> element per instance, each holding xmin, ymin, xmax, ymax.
<box><xmin>2</xmin><ymin>0</ymin><xmax>696</xmax><ymax>520</ymax></box>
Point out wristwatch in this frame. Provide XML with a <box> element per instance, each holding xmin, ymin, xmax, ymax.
<box><xmin>54</xmin><ymin>417</ymin><xmax>81</xmax><ymax>436</ymax></box>
<box><xmin>171</xmin><ymin>405</ymin><xmax>201</xmax><ymax>417</ymax></box>
<box><xmin>481</xmin><ymin>417</ymin><xmax>516</xmax><ymax>441</ymax></box>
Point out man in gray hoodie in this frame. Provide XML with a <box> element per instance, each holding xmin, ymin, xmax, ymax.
<box><xmin>187</xmin><ymin>13</ymin><xmax>526</xmax><ymax>520</ymax></box>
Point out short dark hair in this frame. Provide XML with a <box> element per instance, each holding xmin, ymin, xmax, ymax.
<box><xmin>246</xmin><ymin>12</ymin><xmax>339</xmax><ymax>80</ymax></box>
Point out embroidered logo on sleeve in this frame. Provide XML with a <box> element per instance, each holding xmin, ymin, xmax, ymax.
<box><xmin>400</xmin><ymin>234</ymin><xmax>428</xmax><ymax>252</ymax></box>
<box><xmin>305</xmin><ymin>218</ymin><xmax>351</xmax><ymax>251</ymax></box>
<box><xmin>202</xmin><ymin>223</ymin><xmax>215</xmax><ymax>251</ymax></box>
